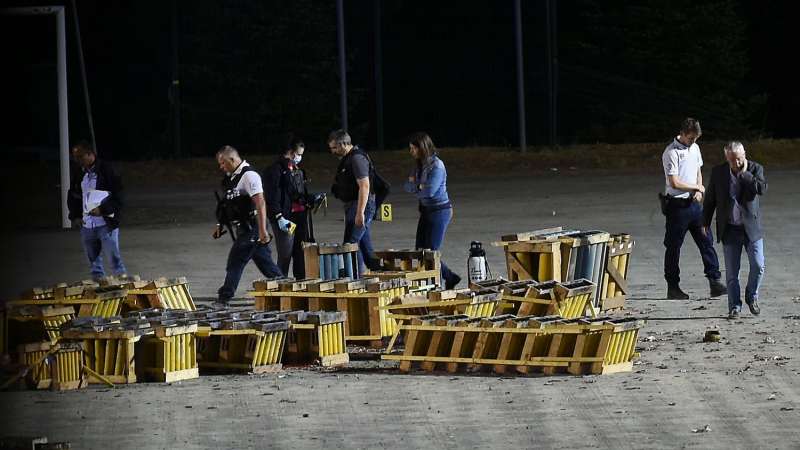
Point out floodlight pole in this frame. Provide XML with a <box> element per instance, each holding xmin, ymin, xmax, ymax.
<box><xmin>513</xmin><ymin>0</ymin><xmax>527</xmax><ymax>153</ymax></box>
<box><xmin>374</xmin><ymin>0</ymin><xmax>384</xmax><ymax>150</ymax></box>
<box><xmin>3</xmin><ymin>7</ymin><xmax>70</xmax><ymax>228</ymax></box>
<box><xmin>336</xmin><ymin>0</ymin><xmax>348</xmax><ymax>131</ymax></box>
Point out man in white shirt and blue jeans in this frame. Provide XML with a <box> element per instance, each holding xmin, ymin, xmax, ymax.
<box><xmin>67</xmin><ymin>141</ymin><xmax>127</xmax><ymax>280</ymax></box>
<box><xmin>661</xmin><ymin>118</ymin><xmax>725</xmax><ymax>299</ymax></box>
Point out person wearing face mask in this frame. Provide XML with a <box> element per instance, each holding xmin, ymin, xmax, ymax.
<box><xmin>264</xmin><ymin>138</ymin><xmax>311</xmax><ymax>278</ymax></box>
<box><xmin>703</xmin><ymin>141</ymin><xmax>767</xmax><ymax>319</ymax></box>
<box><xmin>403</xmin><ymin>132</ymin><xmax>461</xmax><ymax>289</ymax></box>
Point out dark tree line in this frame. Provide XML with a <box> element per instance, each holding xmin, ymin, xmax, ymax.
<box><xmin>4</xmin><ymin>0</ymin><xmax>795</xmax><ymax>160</ymax></box>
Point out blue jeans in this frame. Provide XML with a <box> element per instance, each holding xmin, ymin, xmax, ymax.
<box><xmin>722</xmin><ymin>225</ymin><xmax>765</xmax><ymax>312</ymax></box>
<box><xmin>343</xmin><ymin>199</ymin><xmax>376</xmax><ymax>274</ymax></box>
<box><xmin>218</xmin><ymin>224</ymin><xmax>283</xmax><ymax>301</ymax></box>
<box><xmin>415</xmin><ymin>206</ymin><xmax>459</xmax><ymax>287</ymax></box>
<box><xmin>80</xmin><ymin>225</ymin><xmax>127</xmax><ymax>280</ymax></box>
<box><xmin>663</xmin><ymin>201</ymin><xmax>721</xmax><ymax>285</ymax></box>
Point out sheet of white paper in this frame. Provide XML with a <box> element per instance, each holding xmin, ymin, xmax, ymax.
<box><xmin>84</xmin><ymin>189</ymin><xmax>110</xmax><ymax>214</ymax></box>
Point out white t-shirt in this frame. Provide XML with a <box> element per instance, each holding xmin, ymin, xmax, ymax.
<box><xmin>662</xmin><ymin>137</ymin><xmax>702</xmax><ymax>199</ymax></box>
<box><xmin>229</xmin><ymin>161</ymin><xmax>263</xmax><ymax>197</ymax></box>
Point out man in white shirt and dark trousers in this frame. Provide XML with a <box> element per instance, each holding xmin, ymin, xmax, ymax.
<box><xmin>661</xmin><ymin>118</ymin><xmax>726</xmax><ymax>299</ymax></box>
<box><xmin>67</xmin><ymin>141</ymin><xmax>127</xmax><ymax>281</ymax></box>
<box><xmin>213</xmin><ymin>145</ymin><xmax>283</xmax><ymax>304</ymax></box>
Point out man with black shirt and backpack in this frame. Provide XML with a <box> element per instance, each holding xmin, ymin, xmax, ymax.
<box><xmin>328</xmin><ymin>130</ymin><xmax>384</xmax><ymax>273</ymax></box>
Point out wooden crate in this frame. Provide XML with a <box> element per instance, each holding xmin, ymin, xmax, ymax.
<box><xmin>252</xmin><ymin>277</ymin><xmax>292</xmax><ymax>310</ymax></box>
<box><xmin>552</xmin><ymin>279</ymin><xmax>597</xmax><ymax>319</ymax></box>
<box><xmin>380</xmin><ymin>289</ymin><xmax>501</xmax><ymax>328</ymax></box>
<box><xmin>137</xmin><ymin>324</ymin><xmax>200</xmax><ymax>382</ymax></box>
<box><xmin>5</xmin><ymin>305</ymin><xmax>75</xmax><ymax>354</ymax></box>
<box><xmin>61</xmin><ymin>328</ymin><xmax>145</xmax><ymax>385</ymax></box>
<box><xmin>558</xmin><ymin>231</ymin><xmax>611</xmax><ymax>307</ymax></box>
<box><xmin>599</xmin><ymin>234</ymin><xmax>635</xmax><ymax>311</ymax></box>
<box><xmin>368</xmin><ymin>269</ymin><xmax>439</xmax><ymax>290</ymax></box>
<box><xmin>303</xmin><ymin>243</ymin><xmax>361</xmax><ymax>280</ymax></box>
<box><xmin>370</xmin><ymin>249</ymin><xmax>441</xmax><ymax>288</ymax></box>
<box><xmin>504</xmin><ymin>240</ymin><xmax>562</xmax><ymax>283</ymax></box>
<box><xmin>383</xmin><ymin>314</ymin><xmax>642</xmax><ymax>376</ymax></box>
<box><xmin>287</xmin><ymin>311</ymin><xmax>349</xmax><ymax>367</ymax></box>
<box><xmin>17</xmin><ymin>342</ymin><xmax>87</xmax><ymax>390</ymax></box>
<box><xmin>496</xmin><ymin>280</ymin><xmax>557</xmax><ymax>317</ymax></box>
<box><xmin>77</xmin><ymin>289</ymin><xmax>128</xmax><ymax>318</ymax></box>
<box><xmin>372</xmin><ymin>249</ymin><xmax>440</xmax><ymax>272</ymax></box>
<box><xmin>196</xmin><ymin>320</ymin><xmax>289</xmax><ymax>374</ymax></box>
<box><xmin>146</xmin><ymin>277</ymin><xmax>196</xmax><ymax>311</ymax></box>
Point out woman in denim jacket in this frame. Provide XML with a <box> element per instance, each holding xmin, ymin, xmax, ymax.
<box><xmin>403</xmin><ymin>132</ymin><xmax>461</xmax><ymax>289</ymax></box>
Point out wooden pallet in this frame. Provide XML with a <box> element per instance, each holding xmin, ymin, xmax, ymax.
<box><xmin>251</xmin><ymin>278</ymin><xmax>410</xmax><ymax>346</ymax></box>
<box><xmin>137</xmin><ymin>324</ymin><xmax>200</xmax><ymax>382</ymax></box>
<box><xmin>599</xmin><ymin>234</ymin><xmax>634</xmax><ymax>311</ymax></box>
<box><xmin>383</xmin><ymin>315</ymin><xmax>643</xmax><ymax>376</ymax></box>
<box><xmin>304</xmin><ymin>243</ymin><xmax>362</xmax><ymax>280</ymax></box>
<box><xmin>196</xmin><ymin>320</ymin><xmax>289</xmax><ymax>374</ymax></box>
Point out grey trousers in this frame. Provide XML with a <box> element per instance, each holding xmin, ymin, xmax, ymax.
<box><xmin>269</xmin><ymin>218</ymin><xmax>294</xmax><ymax>276</ymax></box>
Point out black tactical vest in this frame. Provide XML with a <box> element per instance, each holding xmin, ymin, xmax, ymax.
<box><xmin>332</xmin><ymin>146</ymin><xmax>372</xmax><ymax>202</ymax></box>
<box><xmin>221</xmin><ymin>165</ymin><xmax>257</xmax><ymax>224</ymax></box>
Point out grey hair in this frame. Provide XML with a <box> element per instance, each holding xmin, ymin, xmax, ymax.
<box><xmin>327</xmin><ymin>129</ymin><xmax>351</xmax><ymax>146</ymax></box>
<box><xmin>216</xmin><ymin>145</ymin><xmax>240</xmax><ymax>160</ymax></box>
<box><xmin>724</xmin><ymin>141</ymin><xmax>745</xmax><ymax>154</ymax></box>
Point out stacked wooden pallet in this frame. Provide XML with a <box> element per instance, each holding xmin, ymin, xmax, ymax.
<box><xmin>382</xmin><ymin>314</ymin><xmax>642</xmax><ymax>375</ymax></box>
<box><xmin>251</xmin><ymin>277</ymin><xmax>410</xmax><ymax>346</ymax></box>
<box><xmin>193</xmin><ymin>307</ymin><xmax>349</xmax><ymax>369</ymax></box>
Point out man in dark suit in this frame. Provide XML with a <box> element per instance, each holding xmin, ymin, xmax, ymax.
<box><xmin>703</xmin><ymin>141</ymin><xmax>767</xmax><ymax>319</ymax></box>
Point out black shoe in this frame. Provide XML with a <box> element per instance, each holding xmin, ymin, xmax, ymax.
<box><xmin>212</xmin><ymin>300</ymin><xmax>230</xmax><ymax>309</ymax></box>
<box><xmin>709</xmin><ymin>279</ymin><xmax>726</xmax><ymax>298</ymax></box>
<box><xmin>728</xmin><ymin>309</ymin><xmax>740</xmax><ymax>320</ymax></box>
<box><xmin>746</xmin><ymin>300</ymin><xmax>761</xmax><ymax>316</ymax></box>
<box><xmin>667</xmin><ymin>285</ymin><xmax>689</xmax><ymax>300</ymax></box>
<box><xmin>445</xmin><ymin>274</ymin><xmax>462</xmax><ymax>290</ymax></box>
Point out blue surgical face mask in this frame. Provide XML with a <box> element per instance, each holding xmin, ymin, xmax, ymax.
<box><xmin>293</xmin><ymin>154</ymin><xmax>302</xmax><ymax>164</ymax></box>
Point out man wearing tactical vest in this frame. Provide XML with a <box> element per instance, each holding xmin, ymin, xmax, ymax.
<box><xmin>213</xmin><ymin>145</ymin><xmax>283</xmax><ymax>304</ymax></box>
<box><xmin>328</xmin><ymin>130</ymin><xmax>380</xmax><ymax>273</ymax></box>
